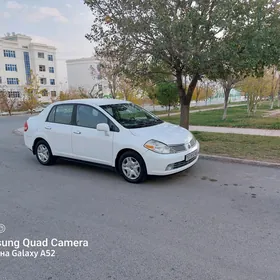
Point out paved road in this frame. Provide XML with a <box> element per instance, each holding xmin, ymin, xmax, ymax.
<box><xmin>1</xmin><ymin>116</ymin><xmax>280</xmax><ymax>280</ymax></box>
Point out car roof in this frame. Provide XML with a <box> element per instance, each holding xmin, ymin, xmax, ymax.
<box><xmin>52</xmin><ymin>98</ymin><xmax>131</xmax><ymax>106</ymax></box>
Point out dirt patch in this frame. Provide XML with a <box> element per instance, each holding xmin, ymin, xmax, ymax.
<box><xmin>263</xmin><ymin>109</ymin><xmax>280</xmax><ymax>118</ymax></box>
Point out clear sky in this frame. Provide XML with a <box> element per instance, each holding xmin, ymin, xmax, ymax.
<box><xmin>0</xmin><ymin>0</ymin><xmax>96</xmax><ymax>86</ymax></box>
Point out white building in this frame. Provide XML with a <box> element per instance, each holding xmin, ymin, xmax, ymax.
<box><xmin>0</xmin><ymin>33</ymin><xmax>58</xmax><ymax>102</ymax></box>
<box><xmin>66</xmin><ymin>57</ymin><xmax>110</xmax><ymax>97</ymax></box>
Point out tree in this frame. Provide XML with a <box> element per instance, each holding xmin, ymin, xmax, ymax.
<box><xmin>118</xmin><ymin>77</ymin><xmax>133</xmax><ymax>101</ymax></box>
<box><xmin>22</xmin><ymin>70</ymin><xmax>41</xmax><ymax>114</ymax></box>
<box><xmin>0</xmin><ymin>87</ymin><xmax>18</xmax><ymax>116</ymax></box>
<box><xmin>84</xmin><ymin>0</ymin><xmax>280</xmax><ymax>129</ymax></box>
<box><xmin>236</xmin><ymin>72</ymin><xmax>271</xmax><ymax>116</ymax></box>
<box><xmin>95</xmin><ymin>43</ymin><xmax>129</xmax><ymax>99</ymax></box>
<box><xmin>145</xmin><ymin>81</ymin><xmax>157</xmax><ymax>111</ymax></box>
<box><xmin>220</xmin><ymin>75</ymin><xmax>243</xmax><ymax>120</ymax></box>
<box><xmin>268</xmin><ymin>66</ymin><xmax>279</xmax><ymax>110</ymax></box>
<box><xmin>156</xmin><ymin>82</ymin><xmax>178</xmax><ymax>116</ymax></box>
<box><xmin>192</xmin><ymin>81</ymin><xmax>215</xmax><ymax>106</ymax></box>
<box><xmin>192</xmin><ymin>84</ymin><xmax>203</xmax><ymax>106</ymax></box>
<box><xmin>58</xmin><ymin>87</ymin><xmax>89</xmax><ymax>101</ymax></box>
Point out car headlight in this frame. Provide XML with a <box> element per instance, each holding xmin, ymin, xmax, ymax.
<box><xmin>144</xmin><ymin>140</ymin><xmax>175</xmax><ymax>154</ymax></box>
<box><xmin>189</xmin><ymin>134</ymin><xmax>197</xmax><ymax>148</ymax></box>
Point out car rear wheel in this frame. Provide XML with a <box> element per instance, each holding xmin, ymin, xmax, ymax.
<box><xmin>35</xmin><ymin>140</ymin><xmax>55</xmax><ymax>166</ymax></box>
<box><xmin>118</xmin><ymin>151</ymin><xmax>147</xmax><ymax>183</ymax></box>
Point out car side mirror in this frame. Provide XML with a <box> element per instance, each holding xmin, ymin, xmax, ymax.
<box><xmin>96</xmin><ymin>123</ymin><xmax>110</xmax><ymax>136</ymax></box>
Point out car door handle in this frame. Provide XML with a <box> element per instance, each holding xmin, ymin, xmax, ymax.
<box><xmin>73</xmin><ymin>131</ymin><xmax>81</xmax><ymax>134</ymax></box>
<box><xmin>45</xmin><ymin>126</ymin><xmax>51</xmax><ymax>130</ymax></box>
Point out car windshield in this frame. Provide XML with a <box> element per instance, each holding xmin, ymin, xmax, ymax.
<box><xmin>100</xmin><ymin>103</ymin><xmax>164</xmax><ymax>129</ymax></box>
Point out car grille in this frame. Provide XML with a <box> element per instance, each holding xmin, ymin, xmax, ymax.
<box><xmin>170</xmin><ymin>138</ymin><xmax>196</xmax><ymax>153</ymax></box>
<box><xmin>170</xmin><ymin>144</ymin><xmax>186</xmax><ymax>152</ymax></box>
<box><xmin>173</xmin><ymin>155</ymin><xmax>197</xmax><ymax>169</ymax></box>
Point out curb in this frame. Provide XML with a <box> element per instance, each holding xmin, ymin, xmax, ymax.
<box><xmin>200</xmin><ymin>154</ymin><xmax>280</xmax><ymax>169</ymax></box>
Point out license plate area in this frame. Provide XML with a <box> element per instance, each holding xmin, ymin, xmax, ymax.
<box><xmin>184</xmin><ymin>149</ymin><xmax>198</xmax><ymax>161</ymax></box>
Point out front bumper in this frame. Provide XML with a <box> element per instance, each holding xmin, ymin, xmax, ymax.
<box><xmin>143</xmin><ymin>141</ymin><xmax>200</xmax><ymax>176</ymax></box>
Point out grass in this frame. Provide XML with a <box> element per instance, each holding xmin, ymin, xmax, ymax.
<box><xmin>161</xmin><ymin>102</ymin><xmax>280</xmax><ymax>129</ymax></box>
<box><xmin>151</xmin><ymin>101</ymin><xmax>246</xmax><ymax>115</ymax></box>
<box><xmin>194</xmin><ymin>131</ymin><xmax>280</xmax><ymax>163</ymax></box>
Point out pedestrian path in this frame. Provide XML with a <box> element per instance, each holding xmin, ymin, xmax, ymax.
<box><xmin>157</xmin><ymin>104</ymin><xmax>246</xmax><ymax>117</ymax></box>
<box><xmin>190</xmin><ymin>125</ymin><xmax>280</xmax><ymax>137</ymax></box>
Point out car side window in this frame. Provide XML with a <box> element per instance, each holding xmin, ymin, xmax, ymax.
<box><xmin>47</xmin><ymin>104</ymin><xmax>74</xmax><ymax>125</ymax></box>
<box><xmin>76</xmin><ymin>105</ymin><xmax>109</xmax><ymax>129</ymax></box>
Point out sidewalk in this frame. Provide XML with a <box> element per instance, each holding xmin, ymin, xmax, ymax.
<box><xmin>157</xmin><ymin>104</ymin><xmax>246</xmax><ymax>117</ymax></box>
<box><xmin>190</xmin><ymin>126</ymin><xmax>280</xmax><ymax>137</ymax></box>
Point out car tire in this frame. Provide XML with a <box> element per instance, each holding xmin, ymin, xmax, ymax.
<box><xmin>35</xmin><ymin>140</ymin><xmax>56</xmax><ymax>166</ymax></box>
<box><xmin>118</xmin><ymin>151</ymin><xmax>147</xmax><ymax>183</ymax></box>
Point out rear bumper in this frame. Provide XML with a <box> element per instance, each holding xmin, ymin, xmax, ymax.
<box><xmin>24</xmin><ymin>133</ymin><xmax>33</xmax><ymax>151</ymax></box>
<box><xmin>143</xmin><ymin>141</ymin><xmax>200</xmax><ymax>176</ymax></box>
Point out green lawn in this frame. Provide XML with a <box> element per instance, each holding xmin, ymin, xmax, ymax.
<box><xmin>162</xmin><ymin>103</ymin><xmax>280</xmax><ymax>129</ymax></box>
<box><xmin>152</xmin><ymin>101</ymin><xmax>246</xmax><ymax>115</ymax></box>
<box><xmin>194</xmin><ymin>131</ymin><xmax>280</xmax><ymax>163</ymax></box>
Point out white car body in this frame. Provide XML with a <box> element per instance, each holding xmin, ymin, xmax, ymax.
<box><xmin>24</xmin><ymin>99</ymin><xmax>199</xmax><ymax>182</ymax></box>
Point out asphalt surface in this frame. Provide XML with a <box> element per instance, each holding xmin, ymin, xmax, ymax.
<box><xmin>1</xmin><ymin>115</ymin><xmax>280</xmax><ymax>280</ymax></box>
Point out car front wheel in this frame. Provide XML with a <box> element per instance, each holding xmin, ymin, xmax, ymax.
<box><xmin>118</xmin><ymin>151</ymin><xmax>147</xmax><ymax>183</ymax></box>
<box><xmin>35</xmin><ymin>140</ymin><xmax>55</xmax><ymax>166</ymax></box>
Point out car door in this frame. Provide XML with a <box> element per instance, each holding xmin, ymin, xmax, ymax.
<box><xmin>44</xmin><ymin>104</ymin><xmax>74</xmax><ymax>157</ymax></box>
<box><xmin>71</xmin><ymin>104</ymin><xmax>115</xmax><ymax>165</ymax></box>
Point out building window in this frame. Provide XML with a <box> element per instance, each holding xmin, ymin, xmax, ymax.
<box><xmin>0</xmin><ymin>77</ymin><xmax>2</xmax><ymax>84</ymax></box>
<box><xmin>22</xmin><ymin>46</ymin><xmax>28</xmax><ymax>49</ymax></box>
<box><xmin>5</xmin><ymin>64</ymin><xmax>17</xmax><ymax>72</ymax></box>
<box><xmin>48</xmin><ymin>55</ymin><xmax>53</xmax><ymax>61</ymax></box>
<box><xmin>7</xmin><ymin>78</ymin><xmax>19</xmax><ymax>85</ymax></box>
<box><xmin>40</xmin><ymin>78</ymin><xmax>47</xmax><ymax>85</ymax></box>
<box><xmin>23</xmin><ymin>52</ymin><xmax>31</xmax><ymax>84</ymax></box>
<box><xmin>50</xmin><ymin>79</ymin><xmax>55</xmax><ymax>85</ymax></box>
<box><xmin>3</xmin><ymin>50</ymin><xmax>16</xmax><ymax>58</ymax></box>
<box><xmin>8</xmin><ymin>91</ymin><xmax>21</xmax><ymax>98</ymax></box>
<box><xmin>38</xmin><ymin>52</ymin><xmax>44</xmax><ymax>58</ymax></box>
<box><xmin>39</xmin><ymin>65</ymin><xmax>46</xmax><ymax>72</ymax></box>
<box><xmin>49</xmin><ymin>67</ymin><xmax>54</xmax><ymax>73</ymax></box>
<box><xmin>51</xmin><ymin>91</ymin><xmax>56</xmax><ymax>97</ymax></box>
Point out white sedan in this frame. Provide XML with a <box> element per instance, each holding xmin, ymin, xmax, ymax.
<box><xmin>23</xmin><ymin>99</ymin><xmax>199</xmax><ymax>183</ymax></box>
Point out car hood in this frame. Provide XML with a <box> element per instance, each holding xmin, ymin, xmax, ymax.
<box><xmin>129</xmin><ymin>122</ymin><xmax>193</xmax><ymax>145</ymax></box>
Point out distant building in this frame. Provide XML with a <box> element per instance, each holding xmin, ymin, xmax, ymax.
<box><xmin>0</xmin><ymin>33</ymin><xmax>58</xmax><ymax>102</ymax></box>
<box><xmin>66</xmin><ymin>57</ymin><xmax>110</xmax><ymax>97</ymax></box>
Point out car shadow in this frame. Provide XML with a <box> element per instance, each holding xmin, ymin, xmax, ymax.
<box><xmin>25</xmin><ymin>156</ymin><xmax>197</xmax><ymax>187</ymax></box>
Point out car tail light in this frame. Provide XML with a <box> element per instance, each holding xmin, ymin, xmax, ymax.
<box><xmin>24</xmin><ymin>121</ymin><xmax>28</xmax><ymax>132</ymax></box>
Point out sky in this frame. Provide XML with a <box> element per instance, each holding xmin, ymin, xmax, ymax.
<box><xmin>0</xmin><ymin>0</ymin><xmax>96</xmax><ymax>86</ymax></box>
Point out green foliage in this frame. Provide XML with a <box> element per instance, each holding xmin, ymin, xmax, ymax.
<box><xmin>156</xmin><ymin>82</ymin><xmax>178</xmax><ymax>113</ymax></box>
<box><xmin>84</xmin><ymin>0</ymin><xmax>280</xmax><ymax>128</ymax></box>
<box><xmin>161</xmin><ymin>105</ymin><xmax>280</xmax><ymax>129</ymax></box>
<box><xmin>193</xmin><ymin>132</ymin><xmax>280</xmax><ymax>163</ymax></box>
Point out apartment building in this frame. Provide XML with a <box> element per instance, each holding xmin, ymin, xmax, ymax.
<box><xmin>0</xmin><ymin>33</ymin><xmax>58</xmax><ymax>102</ymax></box>
<box><xmin>66</xmin><ymin>57</ymin><xmax>110</xmax><ymax>97</ymax></box>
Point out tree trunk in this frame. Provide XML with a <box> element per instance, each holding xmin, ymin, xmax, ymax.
<box><xmin>176</xmin><ymin>71</ymin><xmax>199</xmax><ymax>129</ymax></box>
<box><xmin>222</xmin><ymin>87</ymin><xmax>231</xmax><ymax>120</ymax></box>
<box><xmin>270</xmin><ymin>98</ymin><xmax>274</xmax><ymax>110</ymax></box>
<box><xmin>180</xmin><ymin>103</ymin><xmax>190</xmax><ymax>128</ymax></box>
<box><xmin>8</xmin><ymin>109</ymin><xmax>11</xmax><ymax>116</ymax></box>
<box><xmin>168</xmin><ymin>104</ymin><xmax>171</xmax><ymax>117</ymax></box>
<box><xmin>253</xmin><ymin>103</ymin><xmax>257</xmax><ymax>115</ymax></box>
